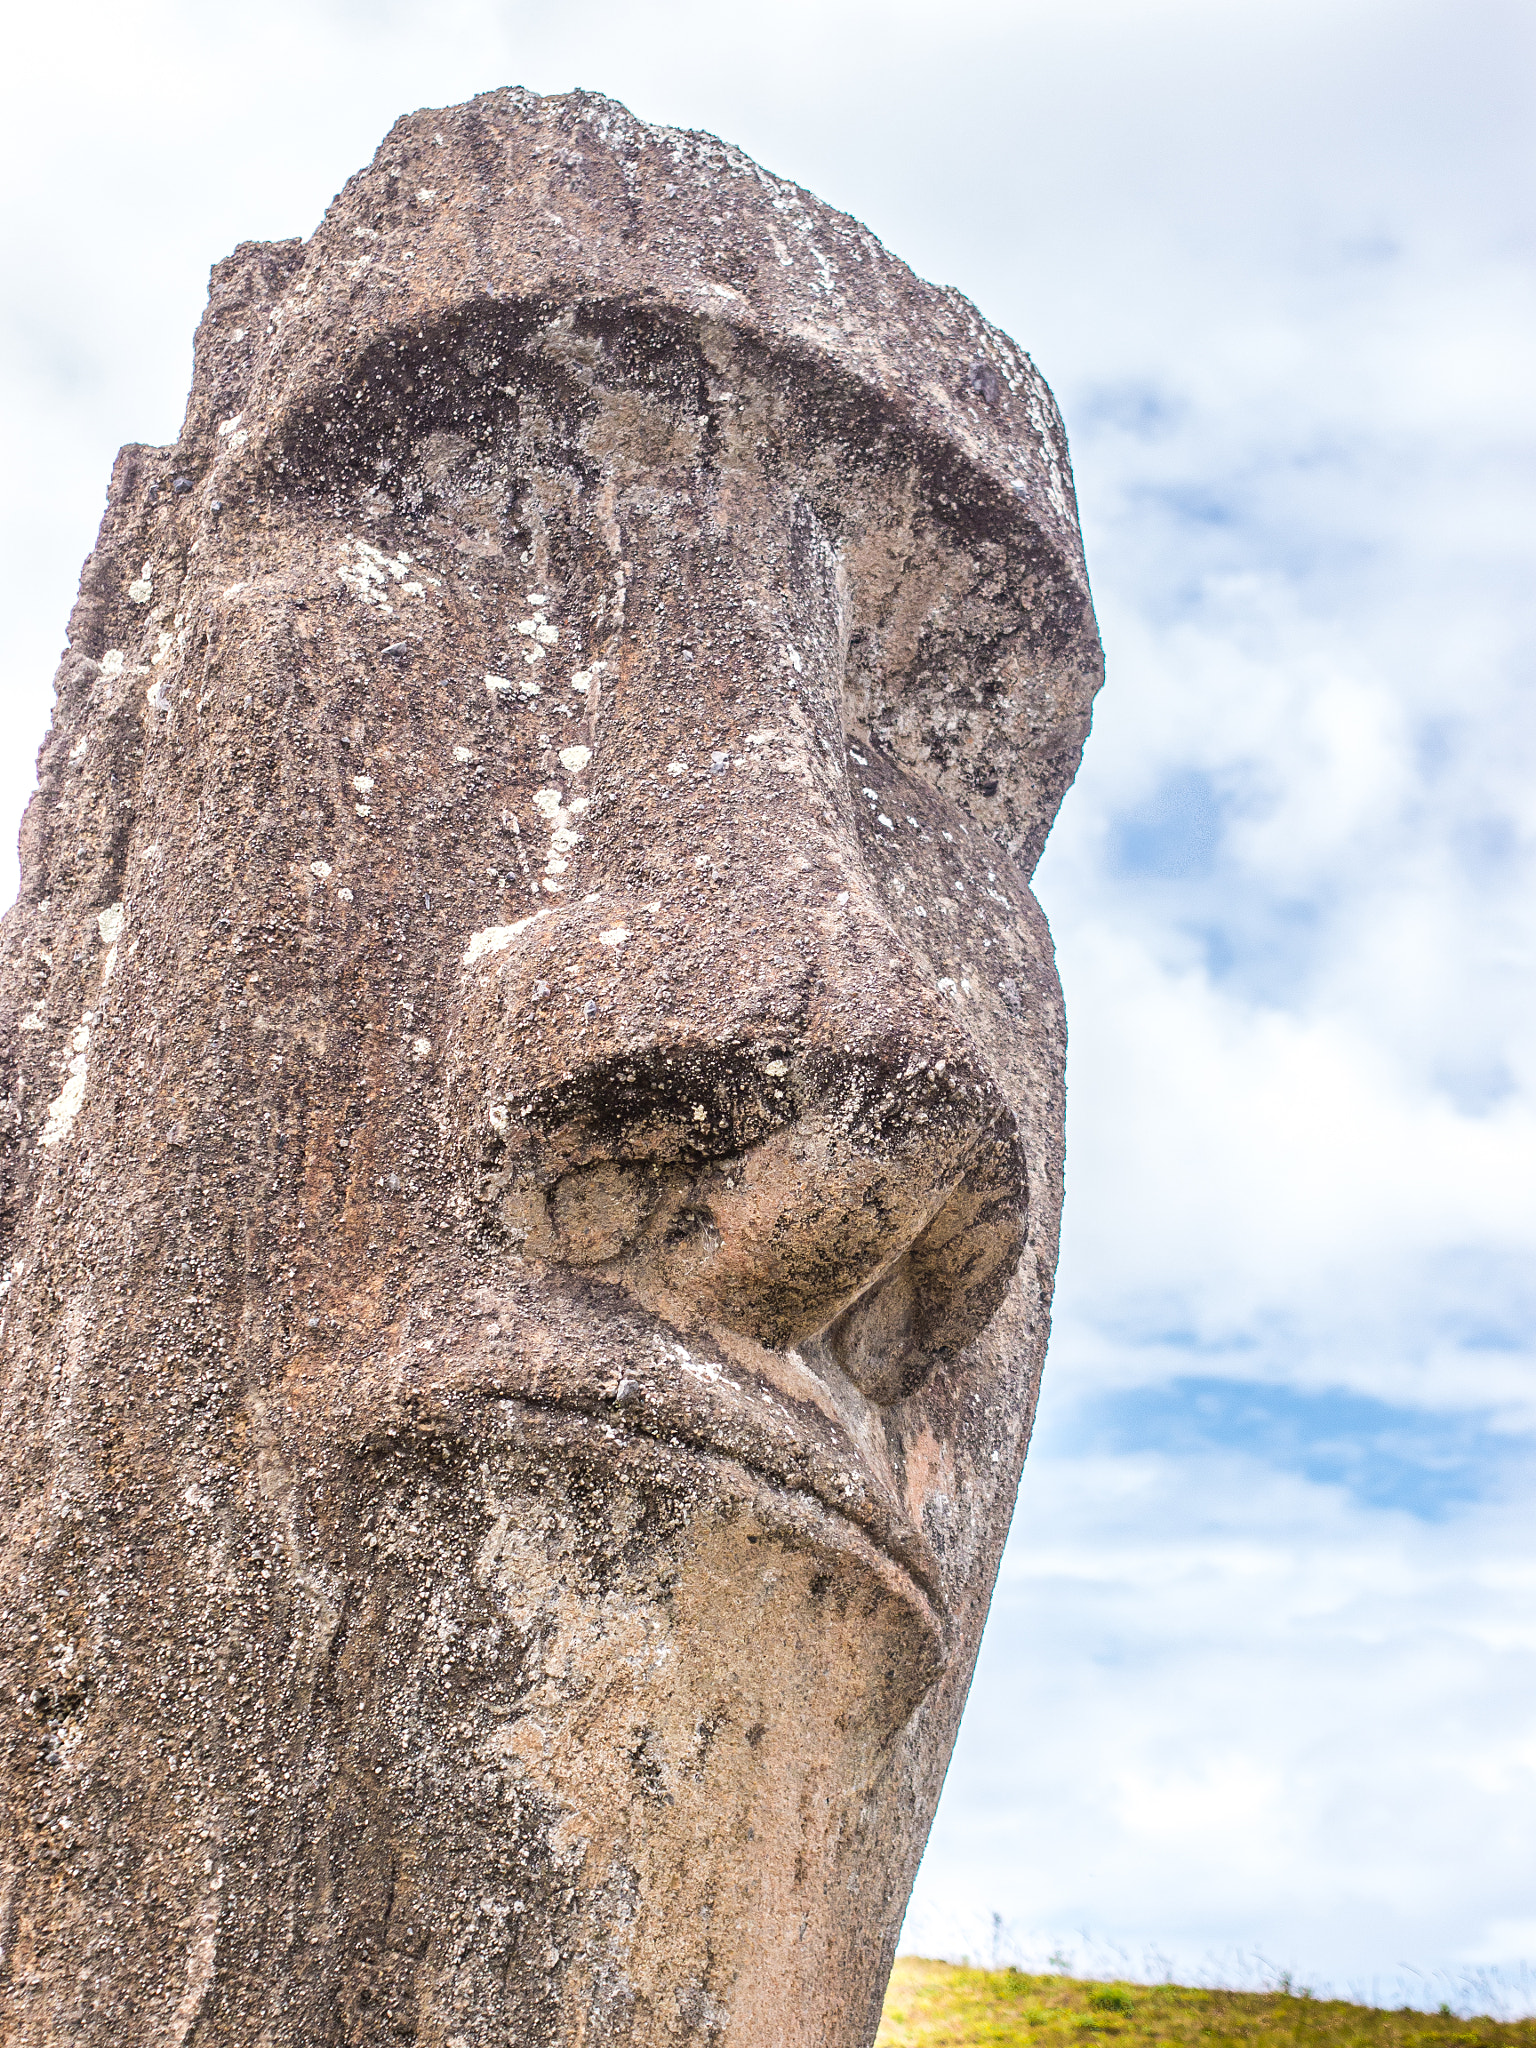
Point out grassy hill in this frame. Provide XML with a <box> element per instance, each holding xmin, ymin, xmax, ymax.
<box><xmin>877</xmin><ymin>1960</ymin><xmax>1536</xmax><ymax>2048</ymax></box>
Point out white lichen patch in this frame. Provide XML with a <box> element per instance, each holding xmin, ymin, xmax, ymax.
<box><xmin>38</xmin><ymin>1063</ymin><xmax>89</xmax><ymax>1148</ymax></box>
<box><xmin>68</xmin><ymin>737</ymin><xmax>88</xmax><ymax>763</ymax></box>
<box><xmin>664</xmin><ymin>1338</ymin><xmax>727</xmax><ymax>1390</ymax></box>
<box><xmin>557</xmin><ymin>745</ymin><xmax>591</xmax><ymax>775</ymax></box>
<box><xmin>598</xmin><ymin>926</ymin><xmax>629</xmax><ymax>947</ymax></box>
<box><xmin>488</xmin><ymin>668</ymin><xmax>543</xmax><ymax>700</ymax></box>
<box><xmin>463</xmin><ymin>908</ymin><xmax>553</xmax><ymax>968</ymax></box>
<box><xmin>310</xmin><ymin>860</ymin><xmax>332</xmax><ymax>880</ymax></box>
<box><xmin>39</xmin><ymin>902</ymin><xmax>124</xmax><ymax>1148</ymax></box>
<box><xmin>453</xmin><ymin>746</ymin><xmax>473</xmax><ymax>764</ymax></box>
<box><xmin>337</xmin><ymin>537</ymin><xmax>422</xmax><ymax>614</ymax></box>
<box><xmin>536</xmin><ymin>790</ymin><xmax>579</xmax><ymax>850</ymax></box>
<box><xmin>127</xmin><ymin>561</ymin><xmax>153</xmax><ymax>605</ymax></box>
<box><xmin>512</xmin><ymin>597</ymin><xmax>560</xmax><ymax>673</ymax></box>
<box><xmin>530</xmin><ymin>786</ymin><xmax>586</xmax><ymax>891</ymax></box>
<box><xmin>353</xmin><ymin>775</ymin><xmax>374</xmax><ymax>794</ymax></box>
<box><xmin>100</xmin><ymin>649</ymin><xmax>124</xmax><ymax>678</ymax></box>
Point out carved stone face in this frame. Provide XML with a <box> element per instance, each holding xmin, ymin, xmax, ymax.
<box><xmin>0</xmin><ymin>91</ymin><xmax>1099</xmax><ymax>2048</ymax></box>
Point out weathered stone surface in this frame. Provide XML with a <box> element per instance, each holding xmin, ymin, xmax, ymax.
<box><xmin>0</xmin><ymin>88</ymin><xmax>1100</xmax><ymax>2046</ymax></box>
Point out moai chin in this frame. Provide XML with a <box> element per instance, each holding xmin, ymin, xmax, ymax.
<box><xmin>0</xmin><ymin>89</ymin><xmax>1101</xmax><ymax>2048</ymax></box>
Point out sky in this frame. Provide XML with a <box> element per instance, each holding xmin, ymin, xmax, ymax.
<box><xmin>4</xmin><ymin>0</ymin><xmax>1534</xmax><ymax>2012</ymax></box>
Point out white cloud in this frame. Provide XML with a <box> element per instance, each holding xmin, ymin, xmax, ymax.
<box><xmin>904</xmin><ymin>1445</ymin><xmax>1536</xmax><ymax>1998</ymax></box>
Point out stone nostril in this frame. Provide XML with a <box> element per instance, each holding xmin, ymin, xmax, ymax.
<box><xmin>618</xmin><ymin>1055</ymin><xmax>1024</xmax><ymax>1361</ymax></box>
<box><xmin>819</xmin><ymin>1257</ymin><xmax>924</xmax><ymax>1407</ymax></box>
<box><xmin>455</xmin><ymin>905</ymin><xmax>1025</xmax><ymax>1370</ymax></box>
<box><xmin>816</xmin><ymin>1119</ymin><xmax>1029</xmax><ymax>1405</ymax></box>
<box><xmin>658</xmin><ymin>1204</ymin><xmax>723</xmax><ymax>1279</ymax></box>
<box><xmin>663</xmin><ymin>1204</ymin><xmax>718</xmax><ymax>1247</ymax></box>
<box><xmin>459</xmin><ymin>1017</ymin><xmax>804</xmax><ymax>1194</ymax></box>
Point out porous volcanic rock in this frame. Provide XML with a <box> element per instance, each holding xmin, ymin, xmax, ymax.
<box><xmin>0</xmin><ymin>88</ymin><xmax>1100</xmax><ymax>2047</ymax></box>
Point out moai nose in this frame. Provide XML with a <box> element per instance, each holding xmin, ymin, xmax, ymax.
<box><xmin>448</xmin><ymin>468</ymin><xmax>1027</xmax><ymax>1394</ymax></box>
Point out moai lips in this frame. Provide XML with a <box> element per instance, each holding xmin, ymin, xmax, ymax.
<box><xmin>0</xmin><ymin>90</ymin><xmax>1100</xmax><ymax>2048</ymax></box>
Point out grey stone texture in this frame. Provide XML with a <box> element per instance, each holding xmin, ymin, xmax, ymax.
<box><xmin>0</xmin><ymin>87</ymin><xmax>1100</xmax><ymax>2046</ymax></box>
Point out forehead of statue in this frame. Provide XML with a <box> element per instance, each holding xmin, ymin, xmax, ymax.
<box><xmin>255</xmin><ymin>301</ymin><xmax>1091</xmax><ymax>863</ymax></box>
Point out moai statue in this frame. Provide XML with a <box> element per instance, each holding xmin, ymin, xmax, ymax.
<box><xmin>0</xmin><ymin>89</ymin><xmax>1100</xmax><ymax>2047</ymax></box>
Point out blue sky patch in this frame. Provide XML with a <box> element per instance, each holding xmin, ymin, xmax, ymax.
<box><xmin>1077</xmin><ymin>380</ymin><xmax>1185</xmax><ymax>438</ymax></box>
<box><xmin>1061</xmin><ymin>1376</ymin><xmax>1529</xmax><ymax>1520</ymax></box>
<box><xmin>1112</xmin><ymin>770</ymin><xmax>1224</xmax><ymax>880</ymax></box>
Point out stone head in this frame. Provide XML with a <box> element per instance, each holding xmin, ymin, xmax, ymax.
<box><xmin>0</xmin><ymin>90</ymin><xmax>1099</xmax><ymax>2048</ymax></box>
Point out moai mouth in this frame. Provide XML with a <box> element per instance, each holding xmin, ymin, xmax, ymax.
<box><xmin>0</xmin><ymin>87</ymin><xmax>1099</xmax><ymax>2048</ymax></box>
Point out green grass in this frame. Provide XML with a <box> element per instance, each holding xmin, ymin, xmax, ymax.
<box><xmin>876</xmin><ymin>1960</ymin><xmax>1536</xmax><ymax>2048</ymax></box>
